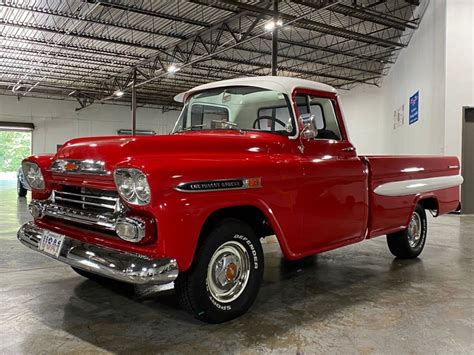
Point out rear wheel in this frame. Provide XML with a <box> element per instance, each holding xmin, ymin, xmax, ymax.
<box><xmin>387</xmin><ymin>204</ymin><xmax>427</xmax><ymax>259</ymax></box>
<box><xmin>175</xmin><ymin>218</ymin><xmax>264</xmax><ymax>323</ymax></box>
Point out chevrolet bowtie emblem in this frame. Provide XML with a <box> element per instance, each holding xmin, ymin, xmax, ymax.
<box><xmin>64</xmin><ymin>162</ymin><xmax>78</xmax><ymax>171</ymax></box>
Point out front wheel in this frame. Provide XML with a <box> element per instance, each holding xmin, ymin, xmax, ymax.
<box><xmin>387</xmin><ymin>204</ymin><xmax>427</xmax><ymax>259</ymax></box>
<box><xmin>175</xmin><ymin>218</ymin><xmax>264</xmax><ymax>323</ymax></box>
<box><xmin>17</xmin><ymin>179</ymin><xmax>27</xmax><ymax>197</ymax></box>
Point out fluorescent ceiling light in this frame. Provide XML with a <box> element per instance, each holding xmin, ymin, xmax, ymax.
<box><xmin>264</xmin><ymin>19</ymin><xmax>283</xmax><ymax>31</ymax></box>
<box><xmin>114</xmin><ymin>90</ymin><xmax>124</xmax><ymax>97</ymax></box>
<box><xmin>264</xmin><ymin>22</ymin><xmax>275</xmax><ymax>31</ymax></box>
<box><xmin>167</xmin><ymin>64</ymin><xmax>180</xmax><ymax>73</ymax></box>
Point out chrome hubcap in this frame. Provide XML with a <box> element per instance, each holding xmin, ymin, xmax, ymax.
<box><xmin>207</xmin><ymin>241</ymin><xmax>251</xmax><ymax>303</ymax></box>
<box><xmin>407</xmin><ymin>212</ymin><xmax>422</xmax><ymax>248</ymax></box>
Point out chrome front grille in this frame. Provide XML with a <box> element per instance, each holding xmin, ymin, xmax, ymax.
<box><xmin>53</xmin><ymin>185</ymin><xmax>120</xmax><ymax>215</ymax></box>
<box><xmin>31</xmin><ymin>185</ymin><xmax>151</xmax><ymax>243</ymax></box>
<box><xmin>34</xmin><ymin>201</ymin><xmax>117</xmax><ymax>231</ymax></box>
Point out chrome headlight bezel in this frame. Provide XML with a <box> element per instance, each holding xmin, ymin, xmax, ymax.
<box><xmin>113</xmin><ymin>168</ymin><xmax>151</xmax><ymax>205</ymax></box>
<box><xmin>22</xmin><ymin>161</ymin><xmax>45</xmax><ymax>190</ymax></box>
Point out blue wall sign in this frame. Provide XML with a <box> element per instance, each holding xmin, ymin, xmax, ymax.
<box><xmin>409</xmin><ymin>91</ymin><xmax>419</xmax><ymax>125</ymax></box>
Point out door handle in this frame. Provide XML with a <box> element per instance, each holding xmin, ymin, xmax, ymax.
<box><xmin>341</xmin><ymin>147</ymin><xmax>356</xmax><ymax>152</ymax></box>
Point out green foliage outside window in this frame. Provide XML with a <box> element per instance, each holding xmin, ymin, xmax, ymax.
<box><xmin>0</xmin><ymin>131</ymin><xmax>32</xmax><ymax>173</ymax></box>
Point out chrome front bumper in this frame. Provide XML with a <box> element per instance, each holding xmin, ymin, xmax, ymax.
<box><xmin>17</xmin><ymin>222</ymin><xmax>179</xmax><ymax>285</ymax></box>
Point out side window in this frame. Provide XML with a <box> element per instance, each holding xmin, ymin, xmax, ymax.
<box><xmin>189</xmin><ymin>104</ymin><xmax>229</xmax><ymax>129</ymax></box>
<box><xmin>309</xmin><ymin>104</ymin><xmax>324</xmax><ymax>130</ymax></box>
<box><xmin>296</xmin><ymin>94</ymin><xmax>341</xmax><ymax>141</ymax></box>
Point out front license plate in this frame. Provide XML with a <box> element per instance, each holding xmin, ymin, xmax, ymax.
<box><xmin>38</xmin><ymin>231</ymin><xmax>65</xmax><ymax>258</ymax></box>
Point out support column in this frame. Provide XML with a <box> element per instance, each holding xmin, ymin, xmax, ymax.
<box><xmin>271</xmin><ymin>0</ymin><xmax>278</xmax><ymax>76</ymax></box>
<box><xmin>131</xmin><ymin>69</ymin><xmax>137</xmax><ymax>136</ymax></box>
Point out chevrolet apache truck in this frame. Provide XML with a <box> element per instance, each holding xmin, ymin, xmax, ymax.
<box><xmin>18</xmin><ymin>77</ymin><xmax>463</xmax><ymax>323</ymax></box>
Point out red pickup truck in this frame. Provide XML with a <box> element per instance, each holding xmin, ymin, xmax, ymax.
<box><xmin>18</xmin><ymin>77</ymin><xmax>463</xmax><ymax>323</ymax></box>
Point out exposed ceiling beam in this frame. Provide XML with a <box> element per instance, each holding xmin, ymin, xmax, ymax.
<box><xmin>86</xmin><ymin>0</ymin><xmax>212</xmax><ymax>28</ymax></box>
<box><xmin>0</xmin><ymin>0</ymin><xmax>427</xmax><ymax>107</ymax></box>
<box><xmin>213</xmin><ymin>0</ymin><xmax>406</xmax><ymax>48</ymax></box>
<box><xmin>293</xmin><ymin>1</ymin><xmax>417</xmax><ymax>30</ymax></box>
<box><xmin>0</xmin><ymin>4</ymin><xmax>388</xmax><ymax>77</ymax></box>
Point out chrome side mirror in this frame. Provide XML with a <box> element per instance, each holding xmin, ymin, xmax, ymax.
<box><xmin>285</xmin><ymin>117</ymin><xmax>294</xmax><ymax>133</ymax></box>
<box><xmin>299</xmin><ymin>113</ymin><xmax>318</xmax><ymax>139</ymax></box>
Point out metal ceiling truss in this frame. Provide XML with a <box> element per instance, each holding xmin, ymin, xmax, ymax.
<box><xmin>0</xmin><ymin>0</ymin><xmax>429</xmax><ymax>110</ymax></box>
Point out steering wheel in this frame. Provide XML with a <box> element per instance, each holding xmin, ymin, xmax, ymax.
<box><xmin>252</xmin><ymin>116</ymin><xmax>286</xmax><ymax>130</ymax></box>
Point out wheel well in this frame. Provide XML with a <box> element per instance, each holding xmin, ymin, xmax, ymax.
<box><xmin>200</xmin><ymin>205</ymin><xmax>274</xmax><ymax>242</ymax></box>
<box><xmin>418</xmin><ymin>197</ymin><xmax>439</xmax><ymax>215</ymax></box>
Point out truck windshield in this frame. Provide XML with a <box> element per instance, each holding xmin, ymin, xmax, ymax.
<box><xmin>172</xmin><ymin>86</ymin><xmax>295</xmax><ymax>135</ymax></box>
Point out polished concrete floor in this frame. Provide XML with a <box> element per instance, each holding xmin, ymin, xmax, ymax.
<box><xmin>0</xmin><ymin>180</ymin><xmax>472</xmax><ymax>354</ymax></box>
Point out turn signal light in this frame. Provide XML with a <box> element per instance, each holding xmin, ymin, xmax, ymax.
<box><xmin>28</xmin><ymin>201</ymin><xmax>44</xmax><ymax>219</ymax></box>
<box><xmin>115</xmin><ymin>217</ymin><xmax>146</xmax><ymax>243</ymax></box>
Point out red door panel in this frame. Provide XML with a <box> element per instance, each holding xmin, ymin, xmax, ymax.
<box><xmin>293</xmin><ymin>140</ymin><xmax>369</xmax><ymax>252</ymax></box>
<box><xmin>290</xmin><ymin>89</ymin><xmax>369</xmax><ymax>253</ymax></box>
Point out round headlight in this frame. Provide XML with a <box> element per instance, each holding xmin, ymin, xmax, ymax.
<box><xmin>22</xmin><ymin>161</ymin><xmax>45</xmax><ymax>190</ymax></box>
<box><xmin>134</xmin><ymin>174</ymin><xmax>151</xmax><ymax>202</ymax></box>
<box><xmin>114</xmin><ymin>168</ymin><xmax>151</xmax><ymax>205</ymax></box>
<box><xmin>116</xmin><ymin>171</ymin><xmax>134</xmax><ymax>200</ymax></box>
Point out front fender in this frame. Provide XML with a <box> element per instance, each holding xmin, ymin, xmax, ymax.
<box><xmin>154</xmin><ymin>191</ymin><xmax>292</xmax><ymax>271</ymax></box>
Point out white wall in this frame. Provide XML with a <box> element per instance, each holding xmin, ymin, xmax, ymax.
<box><xmin>341</xmin><ymin>0</ymin><xmax>474</xmax><ymax>158</ymax></box>
<box><xmin>444</xmin><ymin>0</ymin><xmax>474</xmax><ymax>157</ymax></box>
<box><xmin>341</xmin><ymin>0</ymin><xmax>448</xmax><ymax>155</ymax></box>
<box><xmin>339</xmin><ymin>85</ymin><xmax>383</xmax><ymax>155</ymax></box>
<box><xmin>380</xmin><ymin>0</ymin><xmax>447</xmax><ymax>155</ymax></box>
<box><xmin>0</xmin><ymin>95</ymin><xmax>179</xmax><ymax>154</ymax></box>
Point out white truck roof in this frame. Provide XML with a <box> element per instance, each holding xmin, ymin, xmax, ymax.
<box><xmin>174</xmin><ymin>76</ymin><xmax>337</xmax><ymax>103</ymax></box>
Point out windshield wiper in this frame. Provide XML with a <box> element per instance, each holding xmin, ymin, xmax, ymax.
<box><xmin>175</xmin><ymin>124</ymin><xmax>207</xmax><ymax>133</ymax></box>
<box><xmin>211</xmin><ymin>120</ymin><xmax>238</xmax><ymax>129</ymax></box>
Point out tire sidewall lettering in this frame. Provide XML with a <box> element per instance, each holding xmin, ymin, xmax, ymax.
<box><xmin>205</xmin><ymin>233</ymin><xmax>259</xmax><ymax>312</ymax></box>
<box><xmin>233</xmin><ymin>234</ymin><xmax>259</xmax><ymax>270</ymax></box>
<box><xmin>206</xmin><ymin>279</ymin><xmax>232</xmax><ymax>311</ymax></box>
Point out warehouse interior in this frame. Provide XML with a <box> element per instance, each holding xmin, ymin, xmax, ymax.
<box><xmin>0</xmin><ymin>0</ymin><xmax>473</xmax><ymax>353</ymax></box>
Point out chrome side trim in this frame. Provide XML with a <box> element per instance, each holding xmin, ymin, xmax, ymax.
<box><xmin>175</xmin><ymin>177</ymin><xmax>262</xmax><ymax>193</ymax></box>
<box><xmin>17</xmin><ymin>222</ymin><xmax>178</xmax><ymax>285</ymax></box>
<box><xmin>401</xmin><ymin>167</ymin><xmax>425</xmax><ymax>173</ymax></box>
<box><xmin>374</xmin><ymin>175</ymin><xmax>464</xmax><ymax>197</ymax></box>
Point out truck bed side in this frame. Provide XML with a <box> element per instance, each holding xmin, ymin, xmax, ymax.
<box><xmin>364</xmin><ymin>155</ymin><xmax>462</xmax><ymax>238</ymax></box>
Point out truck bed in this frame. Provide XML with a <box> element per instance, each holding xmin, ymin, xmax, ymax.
<box><xmin>364</xmin><ymin>155</ymin><xmax>462</xmax><ymax>238</ymax></box>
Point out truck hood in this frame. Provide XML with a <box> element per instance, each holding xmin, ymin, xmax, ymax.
<box><xmin>54</xmin><ymin>131</ymin><xmax>292</xmax><ymax>170</ymax></box>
